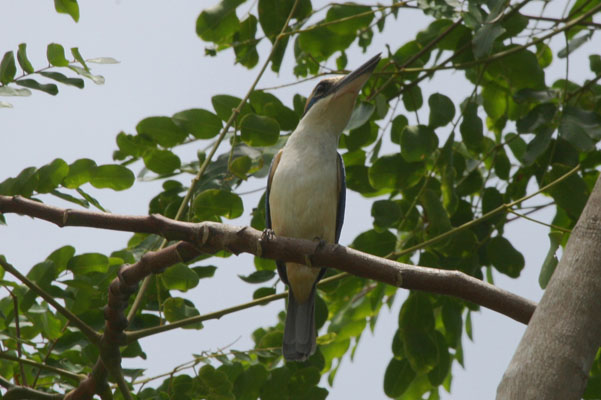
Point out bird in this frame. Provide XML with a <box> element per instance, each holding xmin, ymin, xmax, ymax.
<box><xmin>265</xmin><ymin>54</ymin><xmax>381</xmax><ymax>361</ymax></box>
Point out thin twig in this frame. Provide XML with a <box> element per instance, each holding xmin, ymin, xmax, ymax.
<box><xmin>8</xmin><ymin>289</ymin><xmax>27</xmax><ymax>386</ymax></box>
<box><xmin>0</xmin><ymin>351</ymin><xmax>85</xmax><ymax>382</ymax></box>
<box><xmin>506</xmin><ymin>209</ymin><xmax>572</xmax><ymax>233</ymax></box>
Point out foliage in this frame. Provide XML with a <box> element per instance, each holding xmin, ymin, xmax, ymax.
<box><xmin>1</xmin><ymin>0</ymin><xmax>601</xmax><ymax>399</ymax></box>
<box><xmin>0</xmin><ymin>42</ymin><xmax>114</xmax><ymax>108</ymax></box>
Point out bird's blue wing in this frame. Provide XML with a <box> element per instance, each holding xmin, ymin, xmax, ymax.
<box><xmin>335</xmin><ymin>152</ymin><xmax>346</xmax><ymax>244</ymax></box>
<box><xmin>265</xmin><ymin>150</ymin><xmax>289</xmax><ymax>285</ymax></box>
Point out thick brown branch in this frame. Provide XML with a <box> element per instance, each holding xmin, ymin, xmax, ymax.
<box><xmin>0</xmin><ymin>195</ymin><xmax>536</xmax><ymax>324</ymax></box>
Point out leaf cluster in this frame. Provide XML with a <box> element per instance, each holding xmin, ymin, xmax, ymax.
<box><xmin>2</xmin><ymin>0</ymin><xmax>601</xmax><ymax>398</ymax></box>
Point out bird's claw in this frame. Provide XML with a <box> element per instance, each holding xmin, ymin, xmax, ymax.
<box><xmin>313</xmin><ymin>237</ymin><xmax>327</xmax><ymax>251</ymax></box>
<box><xmin>304</xmin><ymin>237</ymin><xmax>326</xmax><ymax>269</ymax></box>
<box><xmin>257</xmin><ymin>228</ymin><xmax>275</xmax><ymax>257</ymax></box>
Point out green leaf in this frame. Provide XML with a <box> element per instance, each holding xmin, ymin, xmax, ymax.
<box><xmin>346</xmin><ymin>121</ymin><xmax>377</xmax><ymax>151</ymax></box>
<box><xmin>542</xmin><ymin>163</ymin><xmax>588</xmax><ymax>219</ymax></box>
<box><xmin>298</xmin><ymin>24</ymin><xmax>355</xmax><ymax>61</ymax></box>
<box><xmin>36</xmin><ymin>158</ymin><xmax>69</xmax><ymax>193</ymax></box>
<box><xmin>240</xmin><ymin>113</ymin><xmax>280</xmax><ymax>147</ymax></box>
<box><xmin>539</xmin><ymin>232</ymin><xmax>563</xmax><ymax>289</ymax></box>
<box><xmin>428</xmin><ymin>330</ymin><xmax>452</xmax><ymax>385</ymax></box>
<box><xmin>193</xmin><ymin>189</ymin><xmax>244</xmax><ymax>220</ymax></box>
<box><xmin>384</xmin><ymin>358</ymin><xmax>416</xmax><ymax>398</ymax></box>
<box><xmin>47</xmin><ymin>43</ymin><xmax>70</xmax><ymax>67</ymax></box>
<box><xmin>47</xmin><ymin>245</ymin><xmax>75</xmax><ymax>272</ymax></box>
<box><xmin>63</xmin><ymin>158</ymin><xmax>96</xmax><ymax>188</ymax></box>
<box><xmin>67</xmin><ymin>253</ymin><xmax>109</xmax><ymax>274</ymax></box>
<box><xmin>505</xmin><ymin>133</ymin><xmax>526</xmax><ymax>160</ymax></box>
<box><xmin>238</xmin><ymin>270</ymin><xmax>275</xmax><ymax>284</ymax></box>
<box><xmin>253</xmin><ymin>287</ymin><xmax>276</xmax><ymax>299</ymax></box>
<box><xmin>441</xmin><ymin>301</ymin><xmax>462</xmax><ymax>348</ymax></box>
<box><xmin>6</xmin><ymin>166</ymin><xmax>38</xmax><ymax>196</ymax></box>
<box><xmin>559</xmin><ymin>106</ymin><xmax>601</xmax><ymax>152</ymax></box>
<box><xmin>325</xmin><ymin>3</ymin><xmax>373</xmax><ymax>35</ymax></box>
<box><xmin>28</xmin><ymin>303</ymin><xmax>63</xmax><ymax>340</ymax></box>
<box><xmin>0</xmin><ymin>51</ymin><xmax>17</xmax><ymax>85</ymax></box>
<box><xmin>460</xmin><ymin>101</ymin><xmax>483</xmax><ymax>152</ymax></box>
<box><xmin>346</xmin><ymin>102</ymin><xmax>375</xmax><ymax>131</ymax></box>
<box><xmin>558</xmin><ymin>31</ymin><xmax>591</xmax><ymax>58</ymax></box>
<box><xmin>212</xmin><ymin>94</ymin><xmax>252</xmax><ymax>122</ymax></box>
<box><xmin>402</xmin><ymin>85</ymin><xmax>423</xmax><ymax>111</ymax></box>
<box><xmin>488</xmin><ymin>47</ymin><xmax>545</xmax><ymax>90</ymax></box>
<box><xmin>143</xmin><ymin>149</ymin><xmax>181</xmax><ymax>174</ymax></box>
<box><xmin>536</xmin><ymin>42</ymin><xmax>553</xmax><ymax>68</ymax></box>
<box><xmin>40</xmin><ymin>71</ymin><xmax>84</xmax><ymax>88</ymax></box>
<box><xmin>249</xmin><ymin>91</ymin><xmax>298</xmax><ymax>131</ymax></box>
<box><xmin>86</xmin><ymin>57</ymin><xmax>119</xmax><ymax>64</ymax></box>
<box><xmin>487</xmin><ymin>236</ymin><xmax>524</xmax><ymax>278</ymax></box>
<box><xmin>351</xmin><ymin>229</ymin><xmax>396</xmax><ymax>257</ymax></box>
<box><xmin>173</xmin><ymin>109</ymin><xmax>223</xmax><ymax>139</ymax></box>
<box><xmin>229</xmin><ymin>155</ymin><xmax>251</xmax><ymax>178</ymax></box>
<box><xmin>420</xmin><ymin>189</ymin><xmax>451</xmax><ymax>236</ymax></box>
<box><xmin>163</xmin><ymin>297</ymin><xmax>202</xmax><ymax>329</ymax></box>
<box><xmin>161</xmin><ymin>263</ymin><xmax>200</xmax><ymax>292</ymax></box>
<box><xmin>258</xmin><ymin>0</ymin><xmax>311</xmax><ymax>39</ymax></box>
<box><xmin>590</xmin><ymin>54</ymin><xmax>601</xmax><ymax>75</ymax></box>
<box><xmin>522</xmin><ymin>128</ymin><xmax>553</xmax><ymax>166</ymax></box>
<box><xmin>196</xmin><ymin>0</ymin><xmax>243</xmax><ymax>43</ymax></box>
<box><xmin>234</xmin><ymin>364</ymin><xmax>269</xmax><ymax>400</ymax></box>
<box><xmin>482</xmin><ymin>84</ymin><xmax>507</xmax><ymax>120</ymax></box>
<box><xmin>0</xmin><ymin>86</ymin><xmax>31</xmax><ymax>96</ymax></box>
<box><xmin>403</xmin><ymin>329</ymin><xmax>438</xmax><ymax>374</ymax></box>
<box><xmin>90</xmin><ymin>164</ymin><xmax>135</xmax><ymax>191</ymax></box>
<box><xmin>428</xmin><ymin>93</ymin><xmax>455</xmax><ymax>128</ymax></box>
<box><xmin>54</xmin><ymin>0</ymin><xmax>79</xmax><ymax>22</ymax></box>
<box><xmin>193</xmin><ymin>265</ymin><xmax>217</xmax><ymax>279</ymax></box>
<box><xmin>371</xmin><ymin>200</ymin><xmax>401</xmax><ymax>230</ymax></box>
<box><xmin>17</xmin><ymin>44</ymin><xmax>34</xmax><ymax>74</ymax></box>
<box><xmin>70</xmin><ymin>47</ymin><xmax>89</xmax><ymax>71</ymax></box>
<box><xmin>494</xmin><ymin>150</ymin><xmax>511</xmax><ymax>180</ymax></box>
<box><xmin>136</xmin><ymin>116</ymin><xmax>187</xmax><ymax>148</ymax></box>
<box><xmin>16</xmin><ymin>79</ymin><xmax>58</xmax><ymax>95</ymax></box>
<box><xmin>513</xmin><ymin>88</ymin><xmax>559</xmax><ymax>103</ymax></box>
<box><xmin>401</xmin><ymin>125</ymin><xmax>439</xmax><ymax>162</ymax></box>
<box><xmin>473</xmin><ymin>23</ymin><xmax>505</xmax><ymax>58</ymax></box>
<box><xmin>68</xmin><ymin>65</ymin><xmax>105</xmax><ymax>84</ymax></box>
<box><xmin>399</xmin><ymin>293</ymin><xmax>434</xmax><ymax>331</ymax></box>
<box><xmin>233</xmin><ymin>15</ymin><xmax>260</xmax><ymax>69</ymax></box>
<box><xmin>390</xmin><ymin>114</ymin><xmax>409</xmax><ymax>144</ymax></box>
<box><xmin>369</xmin><ymin>154</ymin><xmax>424</xmax><ymax>190</ymax></box>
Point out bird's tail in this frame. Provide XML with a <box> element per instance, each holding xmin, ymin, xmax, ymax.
<box><xmin>283</xmin><ymin>287</ymin><xmax>316</xmax><ymax>361</ymax></box>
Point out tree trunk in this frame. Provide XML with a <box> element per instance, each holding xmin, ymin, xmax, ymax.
<box><xmin>497</xmin><ymin>175</ymin><xmax>601</xmax><ymax>399</ymax></box>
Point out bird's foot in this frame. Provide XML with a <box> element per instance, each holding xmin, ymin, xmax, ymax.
<box><xmin>257</xmin><ymin>228</ymin><xmax>275</xmax><ymax>257</ymax></box>
<box><xmin>313</xmin><ymin>236</ymin><xmax>327</xmax><ymax>251</ymax></box>
<box><xmin>304</xmin><ymin>237</ymin><xmax>327</xmax><ymax>269</ymax></box>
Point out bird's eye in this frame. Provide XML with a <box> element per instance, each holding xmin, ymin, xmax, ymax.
<box><xmin>315</xmin><ymin>81</ymin><xmax>329</xmax><ymax>94</ymax></box>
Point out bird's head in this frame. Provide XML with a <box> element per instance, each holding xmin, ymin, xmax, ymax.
<box><xmin>301</xmin><ymin>54</ymin><xmax>381</xmax><ymax>134</ymax></box>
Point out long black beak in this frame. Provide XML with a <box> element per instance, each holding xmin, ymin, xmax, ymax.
<box><xmin>332</xmin><ymin>53</ymin><xmax>381</xmax><ymax>95</ymax></box>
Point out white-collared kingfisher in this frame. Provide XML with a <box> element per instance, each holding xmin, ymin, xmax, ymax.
<box><xmin>265</xmin><ymin>54</ymin><xmax>381</xmax><ymax>361</ymax></box>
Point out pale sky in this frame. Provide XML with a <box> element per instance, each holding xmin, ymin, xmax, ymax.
<box><xmin>2</xmin><ymin>1</ymin><xmax>599</xmax><ymax>398</ymax></box>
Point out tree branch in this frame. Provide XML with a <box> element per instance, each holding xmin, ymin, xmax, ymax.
<box><xmin>497</xmin><ymin>176</ymin><xmax>601</xmax><ymax>399</ymax></box>
<box><xmin>0</xmin><ymin>195</ymin><xmax>536</xmax><ymax>324</ymax></box>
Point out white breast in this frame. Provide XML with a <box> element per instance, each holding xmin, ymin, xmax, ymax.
<box><xmin>269</xmin><ymin>130</ymin><xmax>339</xmax><ymax>243</ymax></box>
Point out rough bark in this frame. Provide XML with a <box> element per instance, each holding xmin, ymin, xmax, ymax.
<box><xmin>497</xmin><ymin>176</ymin><xmax>601</xmax><ymax>399</ymax></box>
